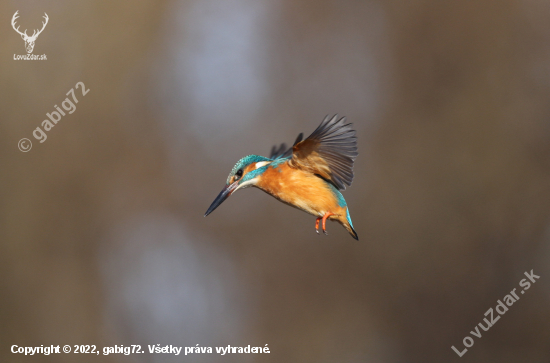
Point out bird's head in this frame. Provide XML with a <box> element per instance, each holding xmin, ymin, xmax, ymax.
<box><xmin>204</xmin><ymin>155</ymin><xmax>272</xmax><ymax>216</ymax></box>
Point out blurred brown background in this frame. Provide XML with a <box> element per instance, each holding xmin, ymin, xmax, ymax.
<box><xmin>1</xmin><ymin>0</ymin><xmax>550</xmax><ymax>362</ymax></box>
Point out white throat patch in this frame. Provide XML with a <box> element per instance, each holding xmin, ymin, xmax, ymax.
<box><xmin>235</xmin><ymin>178</ymin><xmax>257</xmax><ymax>191</ymax></box>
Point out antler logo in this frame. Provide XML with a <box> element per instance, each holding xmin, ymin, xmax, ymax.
<box><xmin>11</xmin><ymin>11</ymin><xmax>48</xmax><ymax>54</ymax></box>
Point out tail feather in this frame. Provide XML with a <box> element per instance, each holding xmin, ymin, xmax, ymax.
<box><xmin>344</xmin><ymin>208</ymin><xmax>358</xmax><ymax>240</ymax></box>
<box><xmin>345</xmin><ymin>223</ymin><xmax>359</xmax><ymax>240</ymax></box>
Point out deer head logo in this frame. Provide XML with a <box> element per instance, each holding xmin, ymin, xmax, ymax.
<box><xmin>11</xmin><ymin>11</ymin><xmax>49</xmax><ymax>54</ymax></box>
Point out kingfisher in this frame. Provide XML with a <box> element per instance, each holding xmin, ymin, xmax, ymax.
<box><xmin>205</xmin><ymin>115</ymin><xmax>359</xmax><ymax>240</ymax></box>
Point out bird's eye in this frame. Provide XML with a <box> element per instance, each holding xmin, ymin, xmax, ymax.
<box><xmin>235</xmin><ymin>169</ymin><xmax>243</xmax><ymax>180</ymax></box>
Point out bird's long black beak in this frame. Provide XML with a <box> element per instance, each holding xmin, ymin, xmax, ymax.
<box><xmin>204</xmin><ymin>182</ymin><xmax>238</xmax><ymax>217</ymax></box>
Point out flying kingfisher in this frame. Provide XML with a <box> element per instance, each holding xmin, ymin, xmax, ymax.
<box><xmin>205</xmin><ymin>115</ymin><xmax>359</xmax><ymax>240</ymax></box>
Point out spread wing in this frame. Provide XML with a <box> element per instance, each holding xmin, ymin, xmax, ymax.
<box><xmin>269</xmin><ymin>133</ymin><xmax>304</xmax><ymax>160</ymax></box>
<box><xmin>288</xmin><ymin>115</ymin><xmax>357</xmax><ymax>190</ymax></box>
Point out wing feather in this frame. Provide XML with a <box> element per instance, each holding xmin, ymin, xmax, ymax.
<box><xmin>269</xmin><ymin>132</ymin><xmax>304</xmax><ymax>160</ymax></box>
<box><xmin>269</xmin><ymin>143</ymin><xmax>288</xmax><ymax>159</ymax></box>
<box><xmin>288</xmin><ymin>115</ymin><xmax>357</xmax><ymax>190</ymax></box>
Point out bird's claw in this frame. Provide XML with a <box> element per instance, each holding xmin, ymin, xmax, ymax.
<box><xmin>320</xmin><ymin>212</ymin><xmax>334</xmax><ymax>237</ymax></box>
<box><xmin>315</xmin><ymin>217</ymin><xmax>321</xmax><ymax>235</ymax></box>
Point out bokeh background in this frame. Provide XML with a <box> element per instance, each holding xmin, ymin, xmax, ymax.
<box><xmin>2</xmin><ymin>0</ymin><xmax>550</xmax><ymax>362</ymax></box>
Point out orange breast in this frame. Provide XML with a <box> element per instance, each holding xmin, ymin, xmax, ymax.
<box><xmin>257</xmin><ymin>162</ymin><xmax>345</xmax><ymax>217</ymax></box>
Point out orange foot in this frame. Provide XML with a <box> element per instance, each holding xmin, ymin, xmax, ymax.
<box><xmin>315</xmin><ymin>212</ymin><xmax>334</xmax><ymax>235</ymax></box>
<box><xmin>315</xmin><ymin>217</ymin><xmax>321</xmax><ymax>234</ymax></box>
